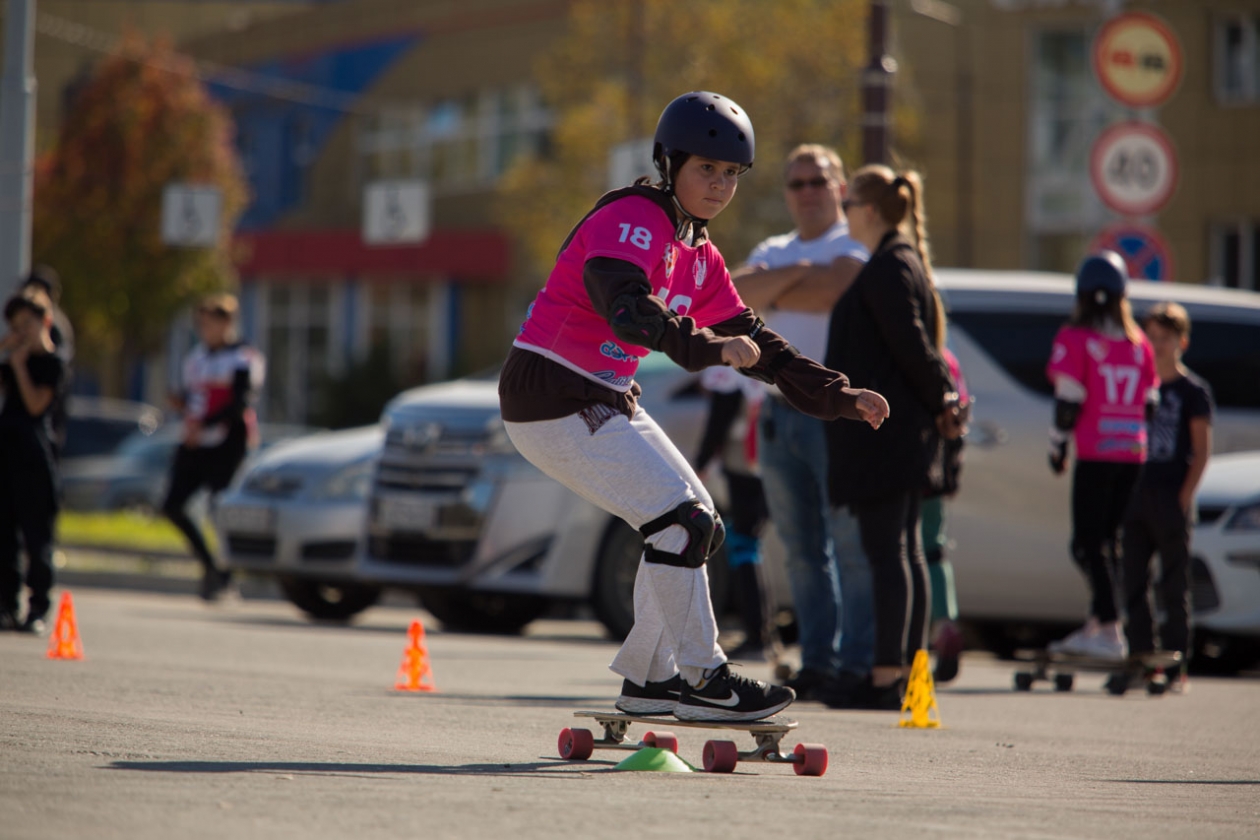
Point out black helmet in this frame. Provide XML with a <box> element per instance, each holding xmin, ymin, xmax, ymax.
<box><xmin>1076</xmin><ymin>250</ymin><xmax>1128</xmax><ymax>301</ymax></box>
<box><xmin>653</xmin><ymin>91</ymin><xmax>755</xmax><ymax>188</ymax></box>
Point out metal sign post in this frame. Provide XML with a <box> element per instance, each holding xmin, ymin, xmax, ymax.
<box><xmin>0</xmin><ymin>0</ymin><xmax>36</xmax><ymax>286</ymax></box>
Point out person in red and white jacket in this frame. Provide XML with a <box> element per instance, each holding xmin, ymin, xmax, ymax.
<box><xmin>163</xmin><ymin>294</ymin><xmax>266</xmax><ymax>601</ymax></box>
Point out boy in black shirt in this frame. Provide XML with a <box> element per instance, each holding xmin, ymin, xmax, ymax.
<box><xmin>1122</xmin><ymin>302</ymin><xmax>1213</xmax><ymax>693</ymax></box>
<box><xmin>0</xmin><ymin>295</ymin><xmax>66</xmax><ymax>634</ymax></box>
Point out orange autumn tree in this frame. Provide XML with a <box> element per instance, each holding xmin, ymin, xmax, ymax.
<box><xmin>33</xmin><ymin>33</ymin><xmax>249</xmax><ymax>396</ymax></box>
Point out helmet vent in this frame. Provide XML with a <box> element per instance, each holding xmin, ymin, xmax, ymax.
<box><xmin>737</xmin><ymin>132</ymin><xmax>746</xmax><ymax>141</ymax></box>
<box><xmin>708</xmin><ymin>129</ymin><xmax>718</xmax><ymax>137</ymax></box>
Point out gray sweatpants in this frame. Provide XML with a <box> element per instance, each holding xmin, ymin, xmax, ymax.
<box><xmin>503</xmin><ymin>408</ymin><xmax>725</xmax><ymax>688</ymax></box>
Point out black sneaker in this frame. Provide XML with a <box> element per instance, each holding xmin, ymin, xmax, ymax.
<box><xmin>675</xmin><ymin>663</ymin><xmax>795</xmax><ymax>722</ymax></box>
<box><xmin>199</xmin><ymin>569</ymin><xmax>234</xmax><ymax>602</ymax></box>
<box><xmin>818</xmin><ymin>670</ymin><xmax>869</xmax><ymax>709</ymax></box>
<box><xmin>784</xmin><ymin>667</ymin><xmax>833</xmax><ymax>702</ymax></box>
<box><xmin>865</xmin><ymin>678</ymin><xmax>906</xmax><ymax>711</ymax></box>
<box><xmin>615</xmin><ymin>674</ymin><xmax>683</xmax><ymax>715</ymax></box>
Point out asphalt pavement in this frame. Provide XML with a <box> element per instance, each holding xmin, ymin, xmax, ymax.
<box><xmin>2</xmin><ymin>583</ymin><xmax>1258</xmax><ymax>840</ymax></box>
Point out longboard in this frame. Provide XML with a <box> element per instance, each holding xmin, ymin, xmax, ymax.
<box><xmin>1013</xmin><ymin>649</ymin><xmax>1183</xmax><ymax>695</ymax></box>
<box><xmin>557</xmin><ymin>710</ymin><xmax>827</xmax><ymax>776</ymax></box>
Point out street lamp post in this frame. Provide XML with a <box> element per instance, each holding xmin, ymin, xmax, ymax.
<box><xmin>862</xmin><ymin>0</ymin><xmax>896</xmax><ymax>165</ymax></box>
<box><xmin>0</xmin><ymin>0</ymin><xmax>36</xmax><ymax>286</ymax></box>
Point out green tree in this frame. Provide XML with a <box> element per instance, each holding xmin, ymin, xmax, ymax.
<box><xmin>496</xmin><ymin>0</ymin><xmax>923</xmax><ymax>283</ymax></box>
<box><xmin>32</xmin><ymin>33</ymin><xmax>249</xmax><ymax>396</ymax></box>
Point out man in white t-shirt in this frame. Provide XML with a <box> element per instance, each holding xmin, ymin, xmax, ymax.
<box><xmin>731</xmin><ymin>144</ymin><xmax>871</xmax><ymax>698</ymax></box>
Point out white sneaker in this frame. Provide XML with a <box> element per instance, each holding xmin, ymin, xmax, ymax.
<box><xmin>1048</xmin><ymin>620</ymin><xmax>1100</xmax><ymax>655</ymax></box>
<box><xmin>1074</xmin><ymin>623</ymin><xmax>1128</xmax><ymax>660</ymax></box>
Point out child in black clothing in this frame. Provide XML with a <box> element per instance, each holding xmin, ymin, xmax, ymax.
<box><xmin>1122</xmin><ymin>302</ymin><xmax>1213</xmax><ymax>693</ymax></box>
<box><xmin>0</xmin><ymin>295</ymin><xmax>66</xmax><ymax>634</ymax></box>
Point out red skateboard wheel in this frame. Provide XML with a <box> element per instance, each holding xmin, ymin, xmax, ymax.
<box><xmin>643</xmin><ymin>731</ymin><xmax>679</xmax><ymax>753</ymax></box>
<box><xmin>702</xmin><ymin>739</ymin><xmax>739</xmax><ymax>773</ymax></box>
<box><xmin>792</xmin><ymin>742</ymin><xmax>828</xmax><ymax>777</ymax></box>
<box><xmin>558</xmin><ymin>727</ymin><xmax>594</xmax><ymax>760</ymax></box>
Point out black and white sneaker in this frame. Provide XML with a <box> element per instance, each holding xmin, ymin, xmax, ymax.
<box><xmin>615</xmin><ymin>674</ymin><xmax>683</xmax><ymax>715</ymax></box>
<box><xmin>675</xmin><ymin>663</ymin><xmax>795</xmax><ymax>722</ymax></box>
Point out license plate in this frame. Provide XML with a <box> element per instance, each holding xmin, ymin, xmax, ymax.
<box><xmin>219</xmin><ymin>505</ymin><xmax>275</xmax><ymax>534</ymax></box>
<box><xmin>375</xmin><ymin>496</ymin><xmax>436</xmax><ymax>531</ymax></box>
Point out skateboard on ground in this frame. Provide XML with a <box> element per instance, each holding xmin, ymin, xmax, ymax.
<box><xmin>557</xmin><ymin>711</ymin><xmax>828</xmax><ymax>776</ymax></box>
<box><xmin>1013</xmin><ymin>649</ymin><xmax>1183</xmax><ymax>695</ymax></box>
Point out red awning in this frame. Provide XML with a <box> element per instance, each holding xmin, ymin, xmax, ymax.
<box><xmin>233</xmin><ymin>228</ymin><xmax>510</xmax><ymax>280</ymax></box>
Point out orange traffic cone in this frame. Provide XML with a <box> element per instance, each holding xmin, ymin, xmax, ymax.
<box><xmin>46</xmin><ymin>591</ymin><xmax>84</xmax><ymax>661</ymax></box>
<box><xmin>394</xmin><ymin>619</ymin><xmax>436</xmax><ymax>692</ymax></box>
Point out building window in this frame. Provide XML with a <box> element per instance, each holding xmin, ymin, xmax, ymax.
<box><xmin>258</xmin><ymin>282</ymin><xmax>339</xmax><ymax>423</ymax></box>
<box><xmin>357</xmin><ymin>86</ymin><xmax>553</xmax><ymax>194</ymax></box>
<box><xmin>1210</xmin><ymin>221</ymin><xmax>1260</xmax><ymax>291</ymax></box>
<box><xmin>1026</xmin><ymin>27</ymin><xmax>1125</xmax><ymax>265</ymax></box>
<box><xmin>1216</xmin><ymin>15</ymin><xmax>1260</xmax><ymax>104</ymax></box>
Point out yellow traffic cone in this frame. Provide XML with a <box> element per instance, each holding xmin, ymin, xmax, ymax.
<box><xmin>899</xmin><ymin>649</ymin><xmax>941</xmax><ymax>729</ymax></box>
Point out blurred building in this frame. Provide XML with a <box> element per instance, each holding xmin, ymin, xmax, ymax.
<box><xmin>178</xmin><ymin>0</ymin><xmax>565</xmax><ymax>422</ymax></box>
<box><xmin>22</xmin><ymin>0</ymin><xmax>1259</xmax><ymax>420</ymax></box>
<box><xmin>900</xmin><ymin>0</ymin><xmax>1260</xmax><ymax>288</ymax></box>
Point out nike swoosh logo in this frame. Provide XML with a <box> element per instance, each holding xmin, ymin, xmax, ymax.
<box><xmin>698</xmin><ymin>690</ymin><xmax>741</xmax><ymax>708</ymax></box>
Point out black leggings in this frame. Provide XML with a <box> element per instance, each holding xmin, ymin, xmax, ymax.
<box><xmin>1070</xmin><ymin>460</ymin><xmax>1140</xmax><ymax>624</ymax></box>
<box><xmin>162</xmin><ymin>442</ymin><xmax>245</xmax><ymax>573</ymax></box>
<box><xmin>0</xmin><ymin>461</ymin><xmax>57</xmax><ymax>618</ymax></box>
<box><xmin>1122</xmin><ymin>484</ymin><xmax>1191</xmax><ymax>655</ymax></box>
<box><xmin>852</xmin><ymin>492</ymin><xmax>929</xmax><ymax>669</ymax></box>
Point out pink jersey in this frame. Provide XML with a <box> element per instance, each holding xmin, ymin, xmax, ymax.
<box><xmin>1046</xmin><ymin>325</ymin><xmax>1158</xmax><ymax>463</ymax></box>
<box><xmin>514</xmin><ymin>194</ymin><xmax>746</xmax><ymax>391</ymax></box>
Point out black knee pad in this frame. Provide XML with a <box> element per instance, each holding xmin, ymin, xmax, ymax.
<box><xmin>639</xmin><ymin>500</ymin><xmax>721</xmax><ymax>569</ymax></box>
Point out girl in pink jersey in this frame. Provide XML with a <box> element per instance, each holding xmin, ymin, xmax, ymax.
<box><xmin>499</xmin><ymin>92</ymin><xmax>889</xmax><ymax>722</ymax></box>
<box><xmin>1045</xmin><ymin>251</ymin><xmax>1159</xmax><ymax>659</ymax></box>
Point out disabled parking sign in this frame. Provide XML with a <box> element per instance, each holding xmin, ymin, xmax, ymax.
<box><xmin>1089</xmin><ymin>223</ymin><xmax>1175</xmax><ymax>282</ymax></box>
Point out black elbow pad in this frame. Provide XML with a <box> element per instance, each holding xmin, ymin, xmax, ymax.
<box><xmin>609</xmin><ymin>293</ymin><xmax>676</xmax><ymax>351</ymax></box>
<box><xmin>1053</xmin><ymin>399</ymin><xmax>1082</xmax><ymax>432</ymax></box>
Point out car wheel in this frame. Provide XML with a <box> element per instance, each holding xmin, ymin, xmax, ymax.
<box><xmin>278</xmin><ymin>577</ymin><xmax>381</xmax><ymax>622</ymax></box>
<box><xmin>591</xmin><ymin>518</ymin><xmax>730</xmax><ymax>641</ymax></box>
<box><xmin>1191</xmin><ymin>632</ymin><xmax>1260</xmax><ymax>675</ymax></box>
<box><xmin>416</xmin><ymin>587</ymin><xmax>548</xmax><ymax>635</ymax></box>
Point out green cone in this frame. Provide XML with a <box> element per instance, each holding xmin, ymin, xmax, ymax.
<box><xmin>614</xmin><ymin>747</ymin><xmax>695</xmax><ymax>773</ymax></box>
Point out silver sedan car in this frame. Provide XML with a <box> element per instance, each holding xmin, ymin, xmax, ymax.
<box><xmin>215</xmin><ymin>425</ymin><xmax>384</xmax><ymax>620</ymax></box>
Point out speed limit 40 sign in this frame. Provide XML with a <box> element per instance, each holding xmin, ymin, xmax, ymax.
<box><xmin>1089</xmin><ymin>122</ymin><xmax>1178</xmax><ymax>217</ymax></box>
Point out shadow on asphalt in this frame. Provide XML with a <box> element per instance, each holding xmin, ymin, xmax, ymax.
<box><xmin>383</xmin><ymin>693</ymin><xmax>614</xmax><ymax>708</ymax></box>
<box><xmin>1110</xmin><ymin>779</ymin><xmax>1260</xmax><ymax>786</ymax></box>
<box><xmin>106</xmin><ymin>759</ymin><xmax>619</xmax><ymax>777</ymax></box>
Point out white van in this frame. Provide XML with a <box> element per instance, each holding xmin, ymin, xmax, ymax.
<box><xmin>354</xmin><ymin>270</ymin><xmax>1260</xmax><ymax>665</ymax></box>
<box><xmin>938</xmin><ymin>270</ymin><xmax>1260</xmax><ymax>660</ymax></box>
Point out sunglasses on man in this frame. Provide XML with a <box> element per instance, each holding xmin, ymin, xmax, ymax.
<box><xmin>786</xmin><ymin>176</ymin><xmax>832</xmax><ymax>191</ymax></box>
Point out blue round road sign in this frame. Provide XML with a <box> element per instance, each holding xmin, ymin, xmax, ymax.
<box><xmin>1089</xmin><ymin>223</ymin><xmax>1175</xmax><ymax>282</ymax></box>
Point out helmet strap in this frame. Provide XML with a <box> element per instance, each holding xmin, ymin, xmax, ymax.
<box><xmin>668</xmin><ymin>193</ymin><xmax>708</xmax><ymax>245</ymax></box>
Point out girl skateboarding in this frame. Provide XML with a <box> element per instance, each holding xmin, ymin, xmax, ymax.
<box><xmin>498</xmin><ymin>91</ymin><xmax>888</xmax><ymax>722</ymax></box>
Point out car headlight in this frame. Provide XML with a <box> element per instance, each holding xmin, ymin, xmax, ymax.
<box><xmin>311</xmin><ymin>459</ymin><xmax>375</xmax><ymax>502</ymax></box>
<box><xmin>1225</xmin><ymin>502</ymin><xmax>1260</xmax><ymax>532</ymax></box>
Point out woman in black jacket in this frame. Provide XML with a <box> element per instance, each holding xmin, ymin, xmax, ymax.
<box><xmin>820</xmin><ymin>166</ymin><xmax>964</xmax><ymax>709</ymax></box>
